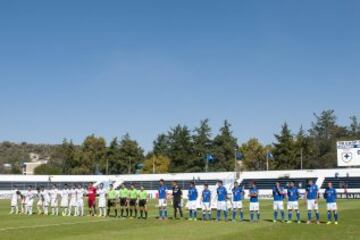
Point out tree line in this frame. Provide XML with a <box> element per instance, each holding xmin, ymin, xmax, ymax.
<box><xmin>0</xmin><ymin>110</ymin><xmax>359</xmax><ymax>175</ymax></box>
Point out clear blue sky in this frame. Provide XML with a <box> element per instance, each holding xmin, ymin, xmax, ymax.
<box><xmin>0</xmin><ymin>0</ymin><xmax>359</xmax><ymax>151</ymax></box>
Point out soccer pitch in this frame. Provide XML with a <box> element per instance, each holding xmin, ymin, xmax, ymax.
<box><xmin>0</xmin><ymin>200</ymin><xmax>359</xmax><ymax>240</ymax></box>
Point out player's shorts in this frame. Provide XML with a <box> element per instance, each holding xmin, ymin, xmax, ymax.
<box><xmin>287</xmin><ymin>201</ymin><xmax>299</xmax><ymax>210</ymax></box>
<box><xmin>217</xmin><ymin>201</ymin><xmax>227</xmax><ymax>211</ymax></box>
<box><xmin>202</xmin><ymin>202</ymin><xmax>211</xmax><ymax>211</ymax></box>
<box><xmin>173</xmin><ymin>199</ymin><xmax>181</xmax><ymax>208</ymax></box>
<box><xmin>69</xmin><ymin>199</ymin><xmax>76</xmax><ymax>207</ymax></box>
<box><xmin>61</xmin><ymin>198</ymin><xmax>69</xmax><ymax>208</ymax></box>
<box><xmin>98</xmin><ymin>198</ymin><xmax>106</xmax><ymax>208</ymax></box>
<box><xmin>139</xmin><ymin>199</ymin><xmax>147</xmax><ymax>207</ymax></box>
<box><xmin>307</xmin><ymin>199</ymin><xmax>318</xmax><ymax>211</ymax></box>
<box><xmin>77</xmin><ymin>200</ymin><xmax>84</xmax><ymax>208</ymax></box>
<box><xmin>43</xmin><ymin>200</ymin><xmax>49</xmax><ymax>207</ymax></box>
<box><xmin>129</xmin><ymin>199</ymin><xmax>137</xmax><ymax>207</ymax></box>
<box><xmin>37</xmin><ymin>200</ymin><xmax>43</xmax><ymax>207</ymax></box>
<box><xmin>88</xmin><ymin>199</ymin><xmax>96</xmax><ymax>208</ymax></box>
<box><xmin>11</xmin><ymin>200</ymin><xmax>18</xmax><ymax>207</ymax></box>
<box><xmin>50</xmin><ymin>199</ymin><xmax>58</xmax><ymax>207</ymax></box>
<box><xmin>26</xmin><ymin>200</ymin><xmax>34</xmax><ymax>207</ymax></box>
<box><xmin>159</xmin><ymin>198</ymin><xmax>167</xmax><ymax>207</ymax></box>
<box><xmin>107</xmin><ymin>199</ymin><xmax>116</xmax><ymax>207</ymax></box>
<box><xmin>120</xmin><ymin>198</ymin><xmax>127</xmax><ymax>207</ymax></box>
<box><xmin>249</xmin><ymin>202</ymin><xmax>260</xmax><ymax>211</ymax></box>
<box><xmin>273</xmin><ymin>201</ymin><xmax>284</xmax><ymax>211</ymax></box>
<box><xmin>232</xmin><ymin>201</ymin><xmax>243</xmax><ymax>209</ymax></box>
<box><xmin>326</xmin><ymin>202</ymin><xmax>337</xmax><ymax>211</ymax></box>
<box><xmin>188</xmin><ymin>200</ymin><xmax>197</xmax><ymax>210</ymax></box>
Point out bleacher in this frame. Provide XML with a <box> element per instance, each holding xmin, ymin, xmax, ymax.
<box><xmin>322</xmin><ymin>177</ymin><xmax>360</xmax><ymax>189</ymax></box>
<box><xmin>122</xmin><ymin>179</ymin><xmax>219</xmax><ymax>190</ymax></box>
<box><xmin>241</xmin><ymin>178</ymin><xmax>317</xmax><ymax>189</ymax></box>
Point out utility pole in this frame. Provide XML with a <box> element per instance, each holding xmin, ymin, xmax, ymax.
<box><xmin>128</xmin><ymin>156</ymin><xmax>131</xmax><ymax>174</ymax></box>
<box><xmin>266</xmin><ymin>152</ymin><xmax>269</xmax><ymax>171</ymax></box>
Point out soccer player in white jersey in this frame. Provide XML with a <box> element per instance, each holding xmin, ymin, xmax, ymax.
<box><xmin>97</xmin><ymin>183</ymin><xmax>107</xmax><ymax>217</ymax></box>
<box><xmin>25</xmin><ymin>185</ymin><xmax>35</xmax><ymax>215</ymax></box>
<box><xmin>68</xmin><ymin>185</ymin><xmax>77</xmax><ymax>216</ymax></box>
<box><xmin>9</xmin><ymin>185</ymin><xmax>20</xmax><ymax>214</ymax></box>
<box><xmin>76</xmin><ymin>184</ymin><xmax>85</xmax><ymax>216</ymax></box>
<box><xmin>36</xmin><ymin>187</ymin><xmax>43</xmax><ymax>215</ymax></box>
<box><xmin>60</xmin><ymin>184</ymin><xmax>70</xmax><ymax>216</ymax></box>
<box><xmin>40</xmin><ymin>186</ymin><xmax>50</xmax><ymax>215</ymax></box>
<box><xmin>50</xmin><ymin>184</ymin><xmax>59</xmax><ymax>216</ymax></box>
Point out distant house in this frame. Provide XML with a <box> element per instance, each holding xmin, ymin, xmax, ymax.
<box><xmin>22</xmin><ymin>153</ymin><xmax>49</xmax><ymax>175</ymax></box>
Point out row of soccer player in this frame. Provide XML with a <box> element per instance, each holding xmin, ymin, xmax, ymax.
<box><xmin>9</xmin><ymin>179</ymin><xmax>339</xmax><ymax>224</ymax></box>
<box><xmin>157</xmin><ymin>179</ymin><xmax>338</xmax><ymax>224</ymax></box>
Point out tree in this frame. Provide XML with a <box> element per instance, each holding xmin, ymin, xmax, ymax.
<box><xmin>211</xmin><ymin>120</ymin><xmax>237</xmax><ymax>171</ymax></box>
<box><xmin>192</xmin><ymin>119</ymin><xmax>212</xmax><ymax>172</ymax></box>
<box><xmin>167</xmin><ymin>125</ymin><xmax>195</xmax><ymax>172</ymax></box>
<box><xmin>239</xmin><ymin>138</ymin><xmax>268</xmax><ymax>170</ymax></box>
<box><xmin>142</xmin><ymin>154</ymin><xmax>171</xmax><ymax>173</ymax></box>
<box><xmin>273</xmin><ymin>123</ymin><xmax>297</xmax><ymax>169</ymax></box>
<box><xmin>349</xmin><ymin>116</ymin><xmax>360</xmax><ymax>138</ymax></box>
<box><xmin>117</xmin><ymin>134</ymin><xmax>145</xmax><ymax>174</ymax></box>
<box><xmin>309</xmin><ymin>110</ymin><xmax>347</xmax><ymax>168</ymax></box>
<box><xmin>34</xmin><ymin>164</ymin><xmax>61</xmax><ymax>175</ymax></box>
<box><xmin>152</xmin><ymin>134</ymin><xmax>170</xmax><ymax>156</ymax></box>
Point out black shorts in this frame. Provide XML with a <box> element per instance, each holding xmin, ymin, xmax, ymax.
<box><xmin>129</xmin><ymin>199</ymin><xmax>137</xmax><ymax>207</ymax></box>
<box><xmin>120</xmin><ymin>198</ymin><xmax>127</xmax><ymax>207</ymax></box>
<box><xmin>107</xmin><ymin>199</ymin><xmax>116</xmax><ymax>207</ymax></box>
<box><xmin>139</xmin><ymin>200</ymin><xmax>146</xmax><ymax>207</ymax></box>
<box><xmin>173</xmin><ymin>200</ymin><xmax>181</xmax><ymax>208</ymax></box>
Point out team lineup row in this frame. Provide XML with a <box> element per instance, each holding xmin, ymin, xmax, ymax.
<box><xmin>9</xmin><ymin>179</ymin><xmax>339</xmax><ymax>224</ymax></box>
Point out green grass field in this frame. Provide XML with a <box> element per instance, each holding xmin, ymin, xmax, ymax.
<box><xmin>0</xmin><ymin>199</ymin><xmax>359</xmax><ymax>240</ymax></box>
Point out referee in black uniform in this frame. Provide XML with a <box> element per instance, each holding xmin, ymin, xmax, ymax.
<box><xmin>172</xmin><ymin>181</ymin><xmax>183</xmax><ymax>219</ymax></box>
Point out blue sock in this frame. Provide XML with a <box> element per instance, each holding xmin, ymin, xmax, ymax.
<box><xmin>288</xmin><ymin>212</ymin><xmax>292</xmax><ymax>221</ymax></box>
<box><xmin>189</xmin><ymin>210</ymin><xmax>192</xmax><ymax>219</ymax></box>
<box><xmin>159</xmin><ymin>209</ymin><xmax>162</xmax><ymax>218</ymax></box>
<box><xmin>308</xmin><ymin>211</ymin><xmax>312</xmax><ymax>221</ymax></box>
<box><xmin>257</xmin><ymin>212</ymin><xmax>260</xmax><ymax>220</ymax></box>
<box><xmin>281</xmin><ymin>211</ymin><xmax>285</xmax><ymax>221</ymax></box>
<box><xmin>194</xmin><ymin>210</ymin><xmax>197</xmax><ymax>219</ymax></box>
<box><xmin>327</xmin><ymin>211</ymin><xmax>331</xmax><ymax>221</ymax></box>
<box><xmin>334</xmin><ymin>212</ymin><xmax>338</xmax><ymax>221</ymax></box>
<box><xmin>216</xmin><ymin>210</ymin><xmax>220</xmax><ymax>221</ymax></box>
<box><xmin>202</xmin><ymin>212</ymin><xmax>206</xmax><ymax>220</ymax></box>
<box><xmin>224</xmin><ymin>211</ymin><xmax>228</xmax><ymax>221</ymax></box>
<box><xmin>208</xmin><ymin>211</ymin><xmax>211</xmax><ymax>220</ymax></box>
<box><xmin>316</xmin><ymin>212</ymin><xmax>320</xmax><ymax>221</ymax></box>
<box><xmin>296</xmin><ymin>211</ymin><xmax>300</xmax><ymax>222</ymax></box>
<box><xmin>240</xmin><ymin>210</ymin><xmax>244</xmax><ymax>221</ymax></box>
<box><xmin>232</xmin><ymin>210</ymin><xmax>236</xmax><ymax>220</ymax></box>
<box><xmin>250</xmin><ymin>211</ymin><xmax>254</xmax><ymax>221</ymax></box>
<box><xmin>274</xmin><ymin>211</ymin><xmax>278</xmax><ymax>220</ymax></box>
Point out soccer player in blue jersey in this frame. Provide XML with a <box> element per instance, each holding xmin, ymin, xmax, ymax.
<box><xmin>324</xmin><ymin>182</ymin><xmax>338</xmax><ymax>225</ymax></box>
<box><xmin>286</xmin><ymin>181</ymin><xmax>300</xmax><ymax>223</ymax></box>
<box><xmin>201</xmin><ymin>183</ymin><xmax>212</xmax><ymax>220</ymax></box>
<box><xmin>272</xmin><ymin>181</ymin><xmax>285</xmax><ymax>222</ymax></box>
<box><xmin>249</xmin><ymin>181</ymin><xmax>260</xmax><ymax>222</ymax></box>
<box><xmin>232</xmin><ymin>181</ymin><xmax>244</xmax><ymax>222</ymax></box>
<box><xmin>216</xmin><ymin>180</ymin><xmax>228</xmax><ymax>221</ymax></box>
<box><xmin>188</xmin><ymin>182</ymin><xmax>198</xmax><ymax>221</ymax></box>
<box><xmin>158</xmin><ymin>179</ymin><xmax>168</xmax><ymax>220</ymax></box>
<box><xmin>305</xmin><ymin>179</ymin><xmax>320</xmax><ymax>224</ymax></box>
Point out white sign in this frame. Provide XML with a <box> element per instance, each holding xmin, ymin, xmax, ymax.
<box><xmin>337</xmin><ymin>140</ymin><xmax>360</xmax><ymax>166</ymax></box>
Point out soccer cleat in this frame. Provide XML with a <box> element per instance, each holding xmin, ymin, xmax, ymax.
<box><xmin>188</xmin><ymin>218</ymin><xmax>193</xmax><ymax>221</ymax></box>
<box><xmin>306</xmin><ymin>221</ymin><xmax>311</xmax><ymax>224</ymax></box>
<box><xmin>326</xmin><ymin>221</ymin><xmax>332</xmax><ymax>225</ymax></box>
<box><xmin>194</xmin><ymin>218</ymin><xmax>197</xmax><ymax>221</ymax></box>
<box><xmin>273</xmin><ymin>220</ymin><xmax>277</xmax><ymax>223</ymax></box>
<box><xmin>297</xmin><ymin>221</ymin><xmax>301</xmax><ymax>224</ymax></box>
<box><xmin>334</xmin><ymin>221</ymin><xmax>338</xmax><ymax>225</ymax></box>
<box><xmin>316</xmin><ymin>221</ymin><xmax>320</xmax><ymax>225</ymax></box>
<box><xmin>286</xmin><ymin>220</ymin><xmax>292</xmax><ymax>224</ymax></box>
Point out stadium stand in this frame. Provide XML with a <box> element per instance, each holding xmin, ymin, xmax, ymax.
<box><xmin>240</xmin><ymin>178</ymin><xmax>317</xmax><ymax>189</ymax></box>
<box><xmin>322</xmin><ymin>177</ymin><xmax>360</xmax><ymax>189</ymax></box>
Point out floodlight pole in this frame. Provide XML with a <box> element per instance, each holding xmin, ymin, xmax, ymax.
<box><xmin>266</xmin><ymin>152</ymin><xmax>269</xmax><ymax>171</ymax></box>
<box><xmin>300</xmin><ymin>148</ymin><xmax>303</xmax><ymax>170</ymax></box>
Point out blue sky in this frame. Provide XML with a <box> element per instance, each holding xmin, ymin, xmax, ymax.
<box><xmin>0</xmin><ymin>0</ymin><xmax>359</xmax><ymax>151</ymax></box>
